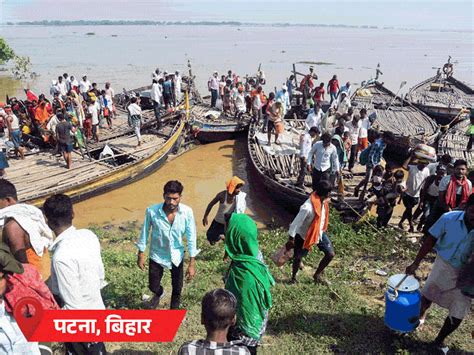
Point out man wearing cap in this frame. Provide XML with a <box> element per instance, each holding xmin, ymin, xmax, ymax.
<box><xmin>203</xmin><ymin>177</ymin><xmax>247</xmax><ymax>245</ymax></box>
<box><xmin>208</xmin><ymin>72</ymin><xmax>220</xmax><ymax>108</ymax></box>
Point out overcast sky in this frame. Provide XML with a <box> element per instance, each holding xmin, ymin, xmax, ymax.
<box><xmin>1</xmin><ymin>0</ymin><xmax>473</xmax><ymax>31</ymax></box>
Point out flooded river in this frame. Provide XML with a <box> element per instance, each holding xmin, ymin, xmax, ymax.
<box><xmin>74</xmin><ymin>137</ymin><xmax>293</xmax><ymax>232</ymax></box>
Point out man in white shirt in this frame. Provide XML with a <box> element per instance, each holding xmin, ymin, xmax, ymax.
<box><xmin>55</xmin><ymin>76</ymin><xmax>68</xmax><ymax>96</ymax></box>
<box><xmin>296</xmin><ymin>127</ymin><xmax>319</xmax><ymax>187</ymax></box>
<box><xmin>358</xmin><ymin>108</ymin><xmax>371</xmax><ymax>152</ymax></box>
<box><xmin>44</xmin><ymin>194</ymin><xmax>106</xmax><ymax>354</ymax></box>
<box><xmin>346</xmin><ymin>115</ymin><xmax>361</xmax><ymax>173</ymax></box>
<box><xmin>286</xmin><ymin>180</ymin><xmax>335</xmax><ymax>284</ymax></box>
<box><xmin>305</xmin><ymin>104</ymin><xmax>323</xmax><ymax>131</ymax></box>
<box><xmin>79</xmin><ymin>75</ymin><xmax>92</xmax><ymax>100</ymax></box>
<box><xmin>174</xmin><ymin>71</ymin><xmax>182</xmax><ymax>104</ymax></box>
<box><xmin>104</xmin><ymin>82</ymin><xmax>115</xmax><ymax>119</ymax></box>
<box><xmin>399</xmin><ymin>162</ymin><xmax>430</xmax><ymax>232</ymax></box>
<box><xmin>336</xmin><ymin>92</ymin><xmax>351</xmax><ymax>114</ymax></box>
<box><xmin>208</xmin><ymin>71</ymin><xmax>220</xmax><ymax>108</ymax></box>
<box><xmin>307</xmin><ymin>133</ymin><xmax>340</xmax><ymax>191</ymax></box>
<box><xmin>88</xmin><ymin>99</ymin><xmax>100</xmax><ymax>142</ymax></box>
<box><xmin>150</xmin><ymin>79</ymin><xmax>163</xmax><ymax>128</ymax></box>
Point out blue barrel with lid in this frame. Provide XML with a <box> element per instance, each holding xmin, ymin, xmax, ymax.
<box><xmin>384</xmin><ymin>274</ymin><xmax>421</xmax><ymax>333</ymax></box>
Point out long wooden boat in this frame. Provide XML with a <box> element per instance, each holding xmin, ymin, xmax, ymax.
<box><xmin>10</xmin><ymin>111</ymin><xmax>185</xmax><ymax>206</ymax></box>
<box><xmin>406</xmin><ymin>69</ymin><xmax>474</xmax><ymax>126</ymax></box>
<box><xmin>437</xmin><ymin>119</ymin><xmax>473</xmax><ymax>168</ymax></box>
<box><xmin>247</xmin><ymin>119</ymin><xmax>367</xmax><ymax>221</ymax></box>
<box><xmin>352</xmin><ymin>81</ymin><xmax>439</xmax><ymax>162</ymax></box>
<box><xmin>189</xmin><ymin>99</ymin><xmax>252</xmax><ymax>143</ymax></box>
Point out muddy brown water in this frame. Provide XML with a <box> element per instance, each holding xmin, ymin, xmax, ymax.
<box><xmin>74</xmin><ymin>137</ymin><xmax>293</xmax><ymax>232</ymax></box>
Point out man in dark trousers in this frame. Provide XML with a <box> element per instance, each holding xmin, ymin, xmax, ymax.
<box><xmin>287</xmin><ymin>180</ymin><xmax>335</xmax><ymax>284</ymax></box>
<box><xmin>137</xmin><ymin>180</ymin><xmax>198</xmax><ymax>309</ymax></box>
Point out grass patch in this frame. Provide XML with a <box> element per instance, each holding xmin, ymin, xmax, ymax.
<box><xmin>87</xmin><ymin>213</ymin><xmax>472</xmax><ymax>354</ymax></box>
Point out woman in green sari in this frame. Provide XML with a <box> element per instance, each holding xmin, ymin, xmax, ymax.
<box><xmin>224</xmin><ymin>213</ymin><xmax>274</xmax><ymax>355</ymax></box>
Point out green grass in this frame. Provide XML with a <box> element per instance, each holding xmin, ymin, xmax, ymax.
<box><xmin>85</xmin><ymin>214</ymin><xmax>472</xmax><ymax>354</ymax></box>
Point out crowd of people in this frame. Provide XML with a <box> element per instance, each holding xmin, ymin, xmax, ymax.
<box><xmin>0</xmin><ymin>73</ymin><xmax>118</xmax><ymax>171</ymax></box>
<box><xmin>0</xmin><ymin>66</ymin><xmax>471</xmax><ymax>354</ymax></box>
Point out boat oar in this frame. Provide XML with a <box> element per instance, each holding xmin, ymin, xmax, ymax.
<box><xmin>386</xmin><ymin>81</ymin><xmax>407</xmax><ymax>110</ymax></box>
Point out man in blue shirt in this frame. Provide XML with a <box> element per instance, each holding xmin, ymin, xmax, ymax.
<box><xmin>406</xmin><ymin>194</ymin><xmax>474</xmax><ymax>351</ymax></box>
<box><xmin>354</xmin><ymin>130</ymin><xmax>393</xmax><ymax>200</ymax></box>
<box><xmin>137</xmin><ymin>180</ymin><xmax>198</xmax><ymax>309</ymax></box>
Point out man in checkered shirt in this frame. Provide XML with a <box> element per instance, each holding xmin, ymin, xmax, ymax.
<box><xmin>178</xmin><ymin>289</ymin><xmax>249</xmax><ymax>355</ymax></box>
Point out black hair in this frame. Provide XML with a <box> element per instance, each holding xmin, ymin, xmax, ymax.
<box><xmin>130</xmin><ymin>97</ymin><xmax>138</xmax><ymax>104</ymax></box>
<box><xmin>63</xmin><ymin>73</ymin><xmax>68</xmax><ymax>77</ymax></box>
<box><xmin>163</xmin><ymin>180</ymin><xmax>183</xmax><ymax>195</ymax></box>
<box><xmin>382</xmin><ymin>131</ymin><xmax>394</xmax><ymax>141</ymax></box>
<box><xmin>440</xmin><ymin>154</ymin><xmax>452</xmax><ymax>165</ymax></box>
<box><xmin>315</xmin><ymin>179</ymin><xmax>332</xmax><ymax>197</ymax></box>
<box><xmin>360</xmin><ymin>108</ymin><xmax>367</xmax><ymax>115</ymax></box>
<box><xmin>309</xmin><ymin>126</ymin><xmax>320</xmax><ymax>135</ymax></box>
<box><xmin>92</xmin><ymin>82</ymin><xmax>97</xmax><ymax>87</ymax></box>
<box><xmin>321</xmin><ymin>132</ymin><xmax>332</xmax><ymax>144</ymax></box>
<box><xmin>43</xmin><ymin>194</ymin><xmax>73</xmax><ymax>228</ymax></box>
<box><xmin>334</xmin><ymin>126</ymin><xmax>344</xmax><ymax>136</ymax></box>
<box><xmin>454</xmin><ymin>159</ymin><xmax>468</xmax><ymax>168</ymax></box>
<box><xmin>268</xmin><ymin>92</ymin><xmax>275</xmax><ymax>100</ymax></box>
<box><xmin>0</xmin><ymin>180</ymin><xmax>17</xmax><ymax>201</ymax></box>
<box><xmin>201</xmin><ymin>289</ymin><xmax>237</xmax><ymax>332</ymax></box>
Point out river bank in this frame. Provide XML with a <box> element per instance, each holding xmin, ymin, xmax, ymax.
<box><xmin>63</xmin><ymin>216</ymin><xmax>472</xmax><ymax>354</ymax></box>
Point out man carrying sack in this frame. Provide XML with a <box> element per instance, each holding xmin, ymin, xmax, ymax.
<box><xmin>286</xmin><ymin>180</ymin><xmax>335</xmax><ymax>284</ymax></box>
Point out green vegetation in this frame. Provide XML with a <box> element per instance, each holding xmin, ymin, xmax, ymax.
<box><xmin>0</xmin><ymin>37</ymin><xmax>15</xmax><ymax>65</ymax></box>
<box><xmin>0</xmin><ymin>37</ymin><xmax>32</xmax><ymax>79</ymax></box>
<box><xmin>85</xmin><ymin>214</ymin><xmax>471</xmax><ymax>354</ymax></box>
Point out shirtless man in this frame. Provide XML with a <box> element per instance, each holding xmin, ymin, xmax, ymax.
<box><xmin>203</xmin><ymin>177</ymin><xmax>247</xmax><ymax>245</ymax></box>
<box><xmin>0</xmin><ymin>180</ymin><xmax>52</xmax><ymax>280</ymax></box>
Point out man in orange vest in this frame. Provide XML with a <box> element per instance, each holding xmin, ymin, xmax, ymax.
<box><xmin>286</xmin><ymin>180</ymin><xmax>335</xmax><ymax>284</ymax></box>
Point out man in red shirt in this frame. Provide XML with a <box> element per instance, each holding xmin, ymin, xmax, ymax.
<box><xmin>327</xmin><ymin>75</ymin><xmax>339</xmax><ymax>105</ymax></box>
<box><xmin>313</xmin><ymin>82</ymin><xmax>325</xmax><ymax>104</ymax></box>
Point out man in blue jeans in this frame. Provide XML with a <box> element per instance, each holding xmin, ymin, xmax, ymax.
<box><xmin>208</xmin><ymin>71</ymin><xmax>220</xmax><ymax>108</ymax></box>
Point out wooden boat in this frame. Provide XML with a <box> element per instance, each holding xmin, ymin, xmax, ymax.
<box><xmin>189</xmin><ymin>97</ymin><xmax>252</xmax><ymax>143</ymax></box>
<box><xmin>351</xmin><ymin>81</ymin><xmax>439</xmax><ymax>163</ymax></box>
<box><xmin>407</xmin><ymin>61</ymin><xmax>474</xmax><ymax>126</ymax></box>
<box><xmin>437</xmin><ymin>119</ymin><xmax>473</xmax><ymax>168</ymax></box>
<box><xmin>247</xmin><ymin>119</ymin><xmax>368</xmax><ymax>221</ymax></box>
<box><xmin>10</xmin><ymin>111</ymin><xmax>185</xmax><ymax>206</ymax></box>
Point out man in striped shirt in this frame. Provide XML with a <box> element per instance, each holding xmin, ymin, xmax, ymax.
<box><xmin>178</xmin><ymin>289</ymin><xmax>250</xmax><ymax>355</ymax></box>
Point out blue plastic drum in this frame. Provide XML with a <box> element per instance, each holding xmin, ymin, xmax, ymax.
<box><xmin>384</xmin><ymin>274</ymin><xmax>421</xmax><ymax>333</ymax></box>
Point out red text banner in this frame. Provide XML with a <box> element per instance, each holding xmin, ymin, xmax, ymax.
<box><xmin>14</xmin><ymin>297</ymin><xmax>186</xmax><ymax>342</ymax></box>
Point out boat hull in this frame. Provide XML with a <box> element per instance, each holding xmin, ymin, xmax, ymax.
<box><xmin>25</xmin><ymin>120</ymin><xmax>185</xmax><ymax>206</ymax></box>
